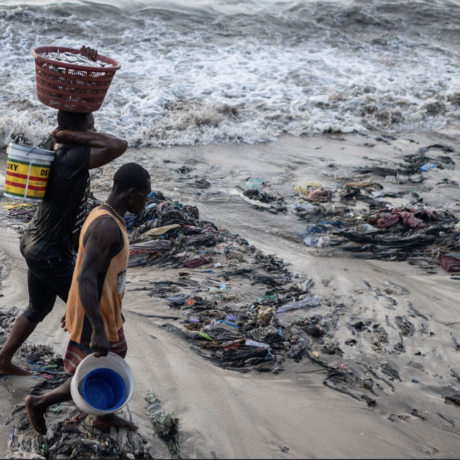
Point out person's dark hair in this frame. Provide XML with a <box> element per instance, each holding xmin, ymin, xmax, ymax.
<box><xmin>57</xmin><ymin>110</ymin><xmax>92</xmax><ymax>130</ymax></box>
<box><xmin>113</xmin><ymin>163</ymin><xmax>151</xmax><ymax>193</ymax></box>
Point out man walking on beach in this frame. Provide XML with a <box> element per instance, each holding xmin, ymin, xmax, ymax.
<box><xmin>0</xmin><ymin>98</ymin><xmax>128</xmax><ymax>375</ymax></box>
<box><xmin>26</xmin><ymin>163</ymin><xmax>151</xmax><ymax>433</ymax></box>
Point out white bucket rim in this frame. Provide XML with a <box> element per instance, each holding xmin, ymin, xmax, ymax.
<box><xmin>7</xmin><ymin>142</ymin><xmax>55</xmax><ymax>157</ymax></box>
<box><xmin>70</xmin><ymin>352</ymin><xmax>135</xmax><ymax>416</ymax></box>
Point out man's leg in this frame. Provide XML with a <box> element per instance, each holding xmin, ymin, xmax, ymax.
<box><xmin>0</xmin><ymin>270</ymin><xmax>57</xmax><ymax>376</ymax></box>
<box><xmin>0</xmin><ymin>315</ymin><xmax>37</xmax><ymax>376</ymax></box>
<box><xmin>26</xmin><ymin>375</ymin><xmax>138</xmax><ymax>434</ymax></box>
<box><xmin>26</xmin><ymin>378</ymin><xmax>72</xmax><ymax>434</ymax></box>
<box><xmin>0</xmin><ymin>258</ymin><xmax>74</xmax><ymax>376</ymax></box>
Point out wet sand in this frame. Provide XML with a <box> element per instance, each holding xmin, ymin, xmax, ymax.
<box><xmin>1</xmin><ymin>132</ymin><xmax>460</xmax><ymax>458</ymax></box>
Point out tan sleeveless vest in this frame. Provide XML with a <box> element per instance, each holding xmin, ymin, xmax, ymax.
<box><xmin>66</xmin><ymin>208</ymin><xmax>129</xmax><ymax>344</ymax></box>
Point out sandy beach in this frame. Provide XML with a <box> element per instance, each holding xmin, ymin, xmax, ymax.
<box><xmin>1</xmin><ymin>131</ymin><xmax>460</xmax><ymax>458</ymax></box>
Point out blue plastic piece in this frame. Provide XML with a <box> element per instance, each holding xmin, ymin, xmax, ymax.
<box><xmin>299</xmin><ymin>236</ymin><xmax>321</xmax><ymax>247</ymax></box>
<box><xmin>81</xmin><ymin>368</ymin><xmax>127</xmax><ymax>412</ymax></box>
<box><xmin>420</xmin><ymin>163</ymin><xmax>437</xmax><ymax>172</ymax></box>
<box><xmin>167</xmin><ymin>294</ymin><xmax>188</xmax><ymax>306</ymax></box>
<box><xmin>297</xmin><ymin>225</ymin><xmax>327</xmax><ymax>237</ymax></box>
<box><xmin>218</xmin><ymin>320</ymin><xmax>239</xmax><ymax>329</ymax></box>
<box><xmin>148</xmin><ymin>191</ymin><xmax>156</xmax><ymax>199</ymax></box>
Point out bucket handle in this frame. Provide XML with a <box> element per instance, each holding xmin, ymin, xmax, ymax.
<box><xmin>35</xmin><ymin>134</ymin><xmax>55</xmax><ymax>152</ymax></box>
<box><xmin>16</xmin><ymin>134</ymin><xmax>54</xmax><ymax>156</ymax></box>
<box><xmin>26</xmin><ymin>145</ymin><xmax>40</xmax><ymax>156</ymax></box>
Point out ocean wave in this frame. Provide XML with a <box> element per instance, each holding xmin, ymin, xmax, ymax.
<box><xmin>1</xmin><ymin>0</ymin><xmax>460</xmax><ymax>148</ymax></box>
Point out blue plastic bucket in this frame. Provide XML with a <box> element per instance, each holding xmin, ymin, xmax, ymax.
<box><xmin>81</xmin><ymin>368</ymin><xmax>127</xmax><ymax>412</ymax></box>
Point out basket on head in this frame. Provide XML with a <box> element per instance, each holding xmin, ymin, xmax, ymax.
<box><xmin>31</xmin><ymin>47</ymin><xmax>121</xmax><ymax>113</ymax></box>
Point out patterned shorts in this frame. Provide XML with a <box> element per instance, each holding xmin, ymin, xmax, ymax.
<box><xmin>64</xmin><ymin>327</ymin><xmax>127</xmax><ymax>376</ymax></box>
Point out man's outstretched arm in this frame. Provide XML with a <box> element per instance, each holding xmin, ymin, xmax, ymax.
<box><xmin>77</xmin><ymin>218</ymin><xmax>120</xmax><ymax>357</ymax></box>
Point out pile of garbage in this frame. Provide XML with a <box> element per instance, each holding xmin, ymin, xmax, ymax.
<box><xmin>0</xmin><ymin>307</ymin><xmax>19</xmax><ymax>332</ymax></box>
<box><xmin>18</xmin><ymin>343</ymin><xmax>63</xmax><ymax>371</ymax></box>
<box><xmin>8</xmin><ymin>407</ymin><xmax>152</xmax><ymax>460</ymax></box>
<box><xmin>287</xmin><ymin>145</ymin><xmax>460</xmax><ymax>274</ymax></box>
<box><xmin>9</xmin><ymin>388</ymin><xmax>185</xmax><ymax>460</ymax></box>
<box><xmin>235</xmin><ymin>178</ymin><xmax>287</xmax><ymax>214</ymax></box>
<box><xmin>145</xmin><ymin>271</ymin><xmax>460</xmax><ymax>416</ymax></box>
<box><xmin>228</xmin><ymin>148</ymin><xmax>459</xmax><ymax>276</ymax></box>
<box><xmin>1</xmin><ymin>201</ymin><xmax>37</xmax><ymax>223</ymax></box>
<box><xmin>145</xmin><ymin>391</ymin><xmax>184</xmax><ymax>460</ymax></box>
<box><xmin>125</xmin><ymin>188</ymin><xmax>460</xmax><ymax>425</ymax></box>
<box><xmin>125</xmin><ymin>197</ymin><xmax>315</xmax><ymax>369</ymax></box>
<box><xmin>0</xmin><ymin>307</ymin><xmax>20</xmax><ymax>348</ymax></box>
<box><xmin>295</xmin><ymin>205</ymin><xmax>459</xmax><ymax>267</ymax></box>
<box><xmin>128</xmin><ymin>191</ymin><xmax>223</xmax><ymax>269</ymax></box>
<box><xmin>123</xmin><ymin>192</ymin><xmax>333</xmax><ymax>373</ymax></box>
<box><xmin>5</xmin><ymin>336</ymin><xmax>153</xmax><ymax>460</ymax></box>
<box><xmin>164</xmin><ymin>291</ymin><xmax>323</xmax><ymax>374</ymax></box>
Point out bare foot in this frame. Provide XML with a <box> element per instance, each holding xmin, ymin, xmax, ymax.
<box><xmin>25</xmin><ymin>396</ymin><xmax>47</xmax><ymax>435</ymax></box>
<box><xmin>92</xmin><ymin>414</ymin><xmax>139</xmax><ymax>431</ymax></box>
<box><xmin>0</xmin><ymin>361</ymin><xmax>33</xmax><ymax>376</ymax></box>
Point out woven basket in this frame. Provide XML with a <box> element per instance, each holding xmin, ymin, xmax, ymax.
<box><xmin>31</xmin><ymin>46</ymin><xmax>121</xmax><ymax>113</ymax></box>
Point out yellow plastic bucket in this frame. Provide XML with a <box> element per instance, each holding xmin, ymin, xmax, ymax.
<box><xmin>5</xmin><ymin>143</ymin><xmax>55</xmax><ymax>202</ymax></box>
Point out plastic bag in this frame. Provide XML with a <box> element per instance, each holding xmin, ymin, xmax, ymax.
<box><xmin>276</xmin><ymin>295</ymin><xmax>322</xmax><ymax>313</ymax></box>
<box><xmin>356</xmin><ymin>224</ymin><xmax>379</xmax><ymax>234</ymax></box>
<box><xmin>246</xmin><ymin>178</ymin><xmax>265</xmax><ymax>190</ymax></box>
<box><xmin>292</xmin><ymin>202</ymin><xmax>315</xmax><ymax>212</ymax></box>
<box><xmin>293</xmin><ymin>182</ymin><xmax>323</xmax><ymax>195</ymax></box>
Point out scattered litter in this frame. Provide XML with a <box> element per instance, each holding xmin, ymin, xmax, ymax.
<box><xmin>441</xmin><ymin>253</ymin><xmax>460</xmax><ymax>273</ymax></box>
<box><xmin>145</xmin><ymin>391</ymin><xmax>184</xmax><ymax>459</ymax></box>
<box><xmin>246</xmin><ymin>178</ymin><xmax>265</xmax><ymax>190</ymax></box>
<box><xmin>420</xmin><ymin>164</ymin><xmax>437</xmax><ymax>172</ymax></box>
<box><xmin>5</xmin><ymin>345</ymin><xmax>151</xmax><ymax>459</ymax></box>
<box><xmin>293</xmin><ymin>182</ymin><xmax>323</xmax><ymax>195</ymax></box>
<box><xmin>307</xmin><ymin>189</ymin><xmax>332</xmax><ymax>202</ymax></box>
<box><xmin>277</xmin><ymin>296</ymin><xmax>322</xmax><ymax>313</ymax></box>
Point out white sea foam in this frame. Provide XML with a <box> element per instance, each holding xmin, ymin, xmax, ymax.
<box><xmin>1</xmin><ymin>0</ymin><xmax>460</xmax><ymax>148</ymax></box>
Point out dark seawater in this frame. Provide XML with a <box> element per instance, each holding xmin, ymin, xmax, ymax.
<box><xmin>1</xmin><ymin>0</ymin><xmax>460</xmax><ymax>147</ymax></box>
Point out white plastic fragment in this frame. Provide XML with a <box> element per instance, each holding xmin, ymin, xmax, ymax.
<box><xmin>276</xmin><ymin>295</ymin><xmax>322</xmax><ymax>314</ymax></box>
